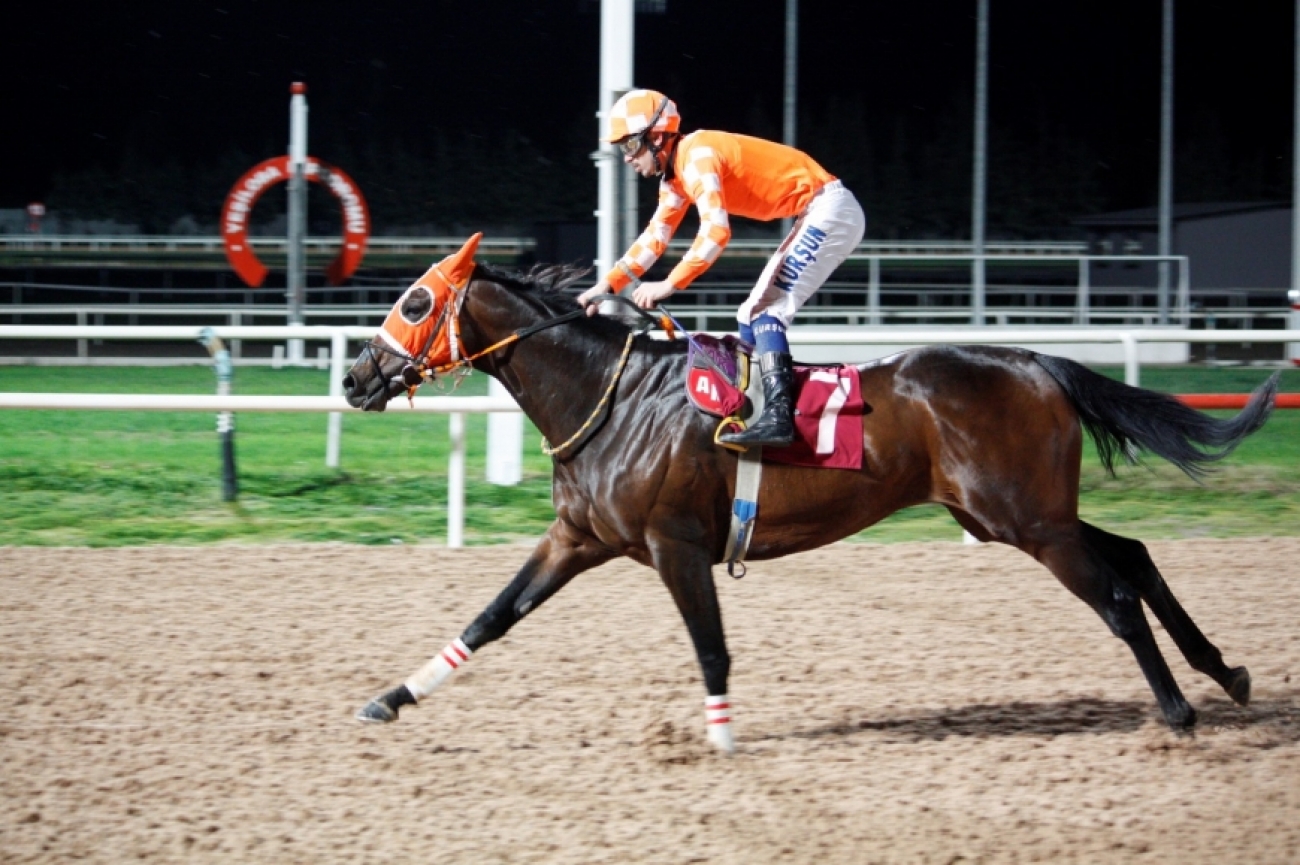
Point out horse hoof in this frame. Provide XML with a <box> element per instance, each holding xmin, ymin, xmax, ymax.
<box><xmin>1165</xmin><ymin>703</ymin><xmax>1197</xmax><ymax>732</ymax></box>
<box><xmin>706</xmin><ymin>722</ymin><xmax>736</xmax><ymax>755</ymax></box>
<box><xmin>355</xmin><ymin>698</ymin><xmax>398</xmax><ymax>724</ymax></box>
<box><xmin>1226</xmin><ymin>666</ymin><xmax>1252</xmax><ymax>707</ymax></box>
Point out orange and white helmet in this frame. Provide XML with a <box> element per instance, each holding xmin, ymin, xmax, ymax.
<box><xmin>603</xmin><ymin>89</ymin><xmax>680</xmax><ymax>143</ymax></box>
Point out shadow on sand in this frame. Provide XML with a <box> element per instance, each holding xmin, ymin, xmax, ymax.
<box><xmin>760</xmin><ymin>689</ymin><xmax>1300</xmax><ymax>745</ymax></box>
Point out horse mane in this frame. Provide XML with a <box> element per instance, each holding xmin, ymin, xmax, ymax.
<box><xmin>472</xmin><ymin>261</ymin><xmax>591</xmax><ymax>314</ymax></box>
<box><xmin>469</xmin><ymin>261</ymin><xmax>687</xmax><ymax>362</ymax></box>
<box><xmin>476</xmin><ymin>260</ymin><xmax>586</xmax><ymax>294</ymax></box>
<box><xmin>472</xmin><ymin>260</ymin><xmax>651</xmax><ymax>335</ymax></box>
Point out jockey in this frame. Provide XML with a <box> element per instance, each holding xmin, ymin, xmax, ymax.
<box><xmin>576</xmin><ymin>89</ymin><xmax>866</xmax><ymax>448</ymax></box>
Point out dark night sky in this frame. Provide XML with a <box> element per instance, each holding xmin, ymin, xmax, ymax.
<box><xmin>1</xmin><ymin>1</ymin><xmax>1294</xmax><ymax>215</ymax></box>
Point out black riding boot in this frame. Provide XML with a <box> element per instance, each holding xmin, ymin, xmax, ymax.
<box><xmin>720</xmin><ymin>351</ymin><xmax>795</xmax><ymax>447</ymax></box>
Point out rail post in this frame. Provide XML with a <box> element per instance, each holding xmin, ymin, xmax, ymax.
<box><xmin>486</xmin><ymin>378</ymin><xmax>522</xmax><ymax>485</ymax></box>
<box><xmin>326</xmin><ymin>332</ymin><xmax>347</xmax><ymax>467</ymax></box>
<box><xmin>1289</xmin><ymin>288</ymin><xmax>1300</xmax><ymax>366</ymax></box>
<box><xmin>197</xmin><ymin>327</ymin><xmax>238</xmax><ymax>501</ymax></box>
<box><xmin>1121</xmin><ymin>333</ymin><xmax>1139</xmax><ymax>387</ymax></box>
<box><xmin>448</xmin><ymin>413</ymin><xmax>465</xmax><ymax>548</ymax></box>
<box><xmin>1076</xmin><ymin>256</ymin><xmax>1090</xmax><ymax>325</ymax></box>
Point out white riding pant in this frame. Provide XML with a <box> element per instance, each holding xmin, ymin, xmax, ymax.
<box><xmin>736</xmin><ymin>180</ymin><xmax>867</xmax><ymax>329</ymax></box>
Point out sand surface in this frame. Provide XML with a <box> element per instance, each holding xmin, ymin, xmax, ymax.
<box><xmin>2</xmin><ymin>540</ymin><xmax>1298</xmax><ymax>864</ymax></box>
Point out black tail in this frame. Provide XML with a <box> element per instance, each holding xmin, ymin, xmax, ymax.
<box><xmin>1033</xmin><ymin>353</ymin><xmax>1279</xmax><ymax>479</ymax></box>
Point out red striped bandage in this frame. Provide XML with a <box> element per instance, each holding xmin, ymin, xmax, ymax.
<box><xmin>404</xmin><ymin>638</ymin><xmax>472</xmax><ymax>701</ymax></box>
<box><xmin>705</xmin><ymin>694</ymin><xmax>731</xmax><ymax>725</ymax></box>
<box><xmin>705</xmin><ymin>694</ymin><xmax>736</xmax><ymax>752</ymax></box>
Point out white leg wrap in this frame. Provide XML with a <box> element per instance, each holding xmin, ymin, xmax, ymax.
<box><xmin>705</xmin><ymin>694</ymin><xmax>735</xmax><ymax>753</ymax></box>
<box><xmin>403</xmin><ymin>638</ymin><xmax>472</xmax><ymax>701</ymax></box>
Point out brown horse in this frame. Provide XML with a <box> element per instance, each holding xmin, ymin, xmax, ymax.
<box><xmin>343</xmin><ymin>244</ymin><xmax>1277</xmax><ymax>753</ymax></box>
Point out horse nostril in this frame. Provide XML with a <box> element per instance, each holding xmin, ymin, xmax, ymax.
<box><xmin>342</xmin><ymin>373</ymin><xmax>356</xmax><ymax>392</ymax></box>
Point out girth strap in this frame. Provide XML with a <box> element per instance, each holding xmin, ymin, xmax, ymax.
<box><xmin>723</xmin><ymin>354</ymin><xmax>765</xmax><ymax>578</ymax></box>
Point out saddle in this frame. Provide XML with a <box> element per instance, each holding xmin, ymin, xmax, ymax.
<box><xmin>686</xmin><ymin>334</ymin><xmax>865</xmax><ymax>471</ymax></box>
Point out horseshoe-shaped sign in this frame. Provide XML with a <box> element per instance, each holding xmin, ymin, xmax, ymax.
<box><xmin>221</xmin><ymin>155</ymin><xmax>370</xmax><ymax>287</ymax></box>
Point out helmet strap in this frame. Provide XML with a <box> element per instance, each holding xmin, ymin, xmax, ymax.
<box><xmin>649</xmin><ymin>133</ymin><xmax>678</xmax><ymax>179</ymax></box>
<box><xmin>636</xmin><ymin>96</ymin><xmax>672</xmax><ymax>176</ymax></box>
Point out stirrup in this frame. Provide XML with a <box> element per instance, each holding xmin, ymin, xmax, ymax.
<box><xmin>714</xmin><ymin>416</ymin><xmax>749</xmax><ymax>452</ymax></box>
<box><xmin>722</xmin><ymin>427</ymin><xmax>793</xmax><ymax>448</ymax></box>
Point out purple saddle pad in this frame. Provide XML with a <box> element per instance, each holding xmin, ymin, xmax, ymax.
<box><xmin>687</xmin><ymin>334</ymin><xmax>746</xmax><ymax>386</ymax></box>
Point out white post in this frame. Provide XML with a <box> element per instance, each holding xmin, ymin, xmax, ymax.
<box><xmin>287</xmin><ymin>82</ymin><xmax>309</xmax><ymax>365</ymax></box>
<box><xmin>486</xmin><ymin>378</ymin><xmax>522</xmax><ymax>485</ymax></box>
<box><xmin>595</xmin><ymin>0</ymin><xmax>635</xmax><ymax>285</ymax></box>
<box><xmin>1176</xmin><ymin>255</ymin><xmax>1191</xmax><ymax>326</ymax></box>
<box><xmin>868</xmin><ymin>256</ymin><xmax>881</xmax><ymax>325</ymax></box>
<box><xmin>1157</xmin><ymin>0</ymin><xmax>1174</xmax><ymax>325</ymax></box>
<box><xmin>1076</xmin><ymin>256</ymin><xmax>1091</xmax><ymax>325</ymax></box>
<box><xmin>326</xmin><ymin>332</ymin><xmax>346</xmax><ymax>467</ymax></box>
<box><xmin>448</xmin><ymin>413</ymin><xmax>465</xmax><ymax>548</ymax></box>
<box><xmin>1122</xmin><ymin>334</ymin><xmax>1140</xmax><ymax>387</ymax></box>
<box><xmin>971</xmin><ymin>0</ymin><xmax>989</xmax><ymax>326</ymax></box>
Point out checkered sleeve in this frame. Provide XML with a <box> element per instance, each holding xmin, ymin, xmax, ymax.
<box><xmin>603</xmin><ymin>184</ymin><xmax>690</xmax><ymax>292</ymax></box>
<box><xmin>664</xmin><ymin>145</ymin><xmax>731</xmax><ymax>289</ymax></box>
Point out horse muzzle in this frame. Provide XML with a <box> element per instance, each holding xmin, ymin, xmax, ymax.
<box><xmin>343</xmin><ymin>371</ymin><xmax>405</xmax><ymax>412</ymax></box>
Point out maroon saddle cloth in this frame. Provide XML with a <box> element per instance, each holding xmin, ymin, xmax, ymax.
<box><xmin>685</xmin><ymin>334</ymin><xmax>865</xmax><ymax>470</ymax></box>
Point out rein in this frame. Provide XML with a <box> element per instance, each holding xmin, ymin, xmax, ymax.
<box><xmin>369</xmin><ymin>281</ymin><xmax>680</xmax><ymax>457</ymax></box>
<box><xmin>540</xmin><ymin>295</ymin><xmax>673</xmax><ymax>457</ymax></box>
<box><xmin>540</xmin><ymin>330</ymin><xmax>637</xmax><ymax>457</ymax></box>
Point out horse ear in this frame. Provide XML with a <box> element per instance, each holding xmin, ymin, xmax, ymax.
<box><xmin>444</xmin><ymin>232</ymin><xmax>482</xmax><ymax>285</ymax></box>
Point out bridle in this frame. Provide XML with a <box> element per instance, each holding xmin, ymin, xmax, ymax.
<box><xmin>359</xmin><ymin>280</ymin><xmax>678</xmax><ymax>455</ymax></box>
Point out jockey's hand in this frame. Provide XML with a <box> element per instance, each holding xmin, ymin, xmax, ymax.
<box><xmin>576</xmin><ymin>281</ymin><xmax>614</xmax><ymax>316</ymax></box>
<box><xmin>632</xmin><ymin>280</ymin><xmax>677</xmax><ymax>310</ymax></box>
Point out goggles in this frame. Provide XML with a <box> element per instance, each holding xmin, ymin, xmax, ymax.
<box><xmin>618</xmin><ymin>136</ymin><xmax>648</xmax><ymax>157</ymax></box>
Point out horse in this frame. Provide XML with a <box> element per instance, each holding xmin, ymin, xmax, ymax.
<box><xmin>342</xmin><ymin>234</ymin><xmax>1278</xmax><ymax>753</ymax></box>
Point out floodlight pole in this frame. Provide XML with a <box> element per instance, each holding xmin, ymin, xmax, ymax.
<box><xmin>971</xmin><ymin>0</ymin><xmax>989</xmax><ymax>326</ymax></box>
<box><xmin>287</xmin><ymin>81</ymin><xmax>309</xmax><ymax>364</ymax></box>
<box><xmin>780</xmin><ymin>0</ymin><xmax>798</xmax><ymax>238</ymax></box>
<box><xmin>1157</xmin><ymin>0</ymin><xmax>1174</xmax><ymax>325</ymax></box>
<box><xmin>595</xmin><ymin>0</ymin><xmax>635</xmax><ymax>298</ymax></box>
<box><xmin>1291</xmin><ymin>0</ymin><xmax>1300</xmax><ymax>363</ymax></box>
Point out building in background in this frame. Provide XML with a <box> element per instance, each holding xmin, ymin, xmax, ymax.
<box><xmin>1074</xmin><ymin>202</ymin><xmax>1291</xmax><ymax>309</ymax></box>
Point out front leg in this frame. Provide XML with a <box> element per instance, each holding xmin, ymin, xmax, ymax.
<box><xmin>356</xmin><ymin>520</ymin><xmax>613</xmax><ymax>723</ymax></box>
<box><xmin>651</xmin><ymin>537</ymin><xmax>735</xmax><ymax>753</ymax></box>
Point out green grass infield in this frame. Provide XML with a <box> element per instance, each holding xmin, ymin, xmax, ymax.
<box><xmin>1</xmin><ymin>364</ymin><xmax>1297</xmax><ymax>546</ymax></box>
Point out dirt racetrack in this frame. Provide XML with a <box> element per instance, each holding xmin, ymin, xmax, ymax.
<box><xmin>2</xmin><ymin>539</ymin><xmax>1298</xmax><ymax>864</ymax></box>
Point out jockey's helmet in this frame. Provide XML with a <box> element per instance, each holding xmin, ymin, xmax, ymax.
<box><xmin>604</xmin><ymin>89</ymin><xmax>680</xmax><ymax>145</ymax></box>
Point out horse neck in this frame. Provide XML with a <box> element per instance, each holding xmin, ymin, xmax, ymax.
<box><xmin>460</xmin><ymin>282</ymin><xmax>649</xmax><ymax>443</ymax></box>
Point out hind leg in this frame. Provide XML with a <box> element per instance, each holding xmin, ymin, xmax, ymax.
<box><xmin>1035</xmin><ymin>531</ymin><xmax>1197</xmax><ymax>730</ymax></box>
<box><xmin>1081</xmin><ymin>522</ymin><xmax>1250</xmax><ymax>706</ymax></box>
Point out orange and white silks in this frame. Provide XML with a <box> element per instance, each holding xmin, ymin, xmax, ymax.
<box><xmin>603</xmin><ymin>131</ymin><xmax>835</xmax><ymax>292</ymax></box>
<box><xmin>378</xmin><ymin>232</ymin><xmax>482</xmax><ymax>372</ymax></box>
